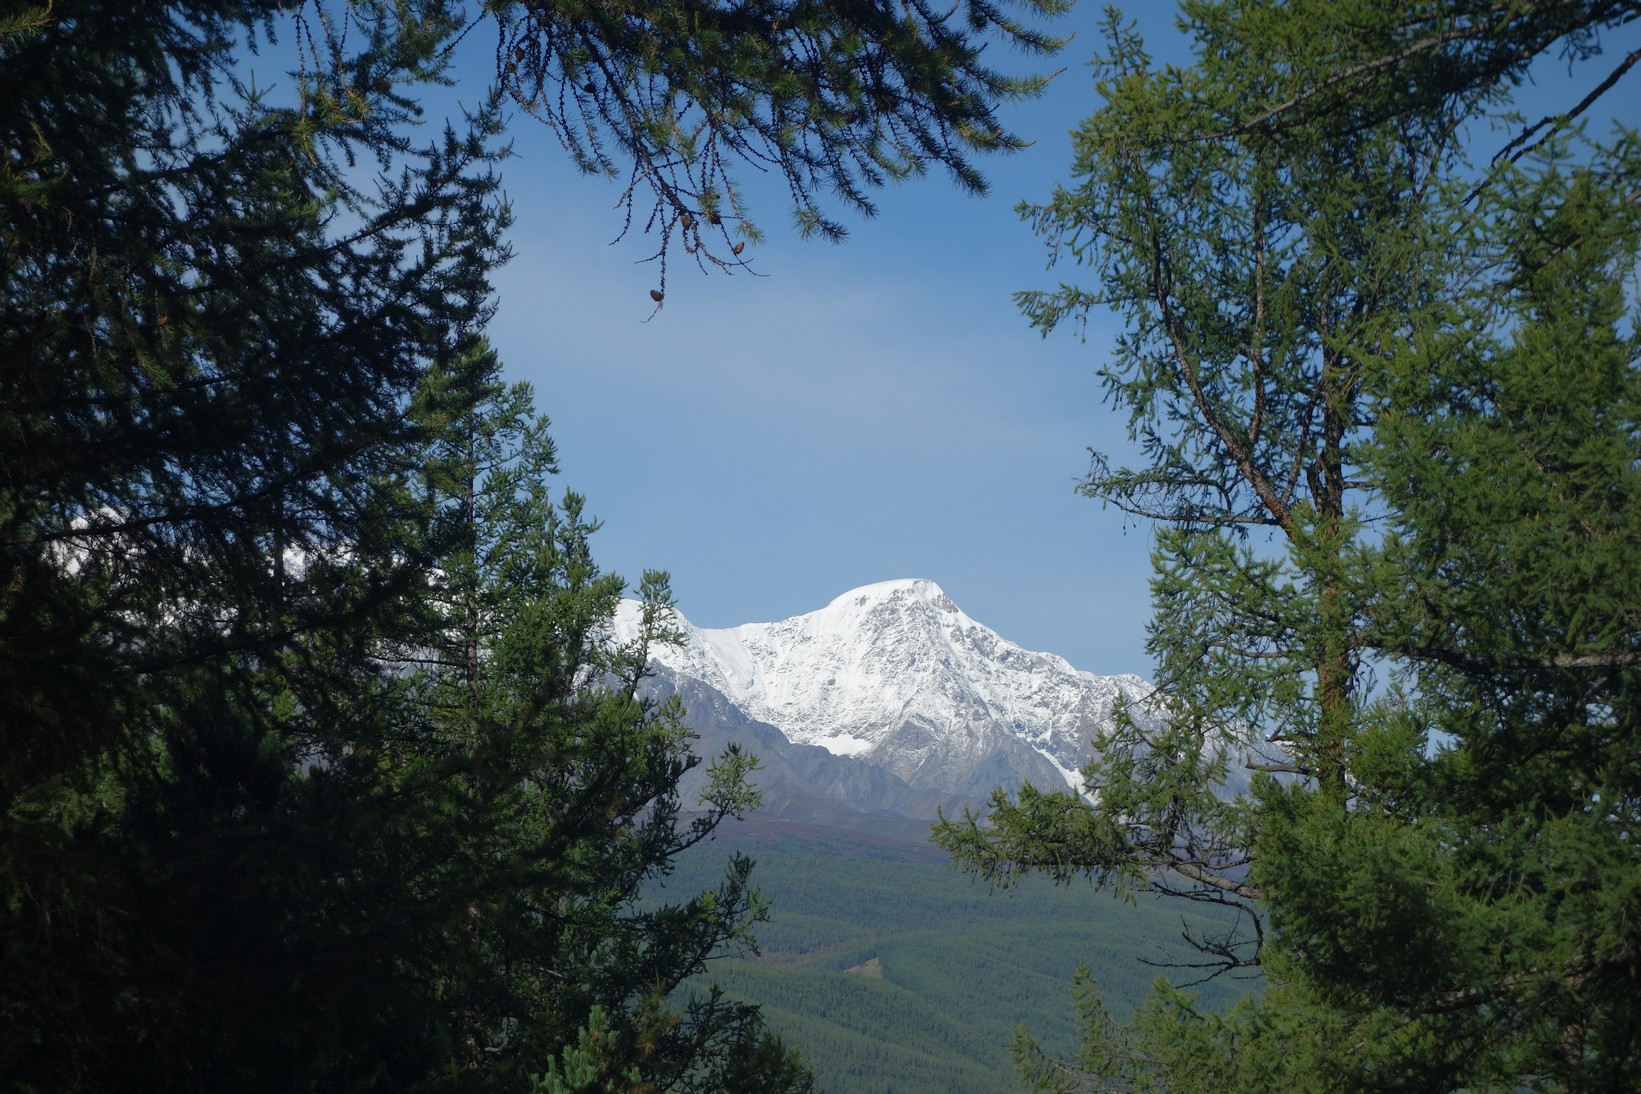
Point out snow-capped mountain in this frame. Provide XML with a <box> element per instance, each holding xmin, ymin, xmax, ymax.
<box><xmin>613</xmin><ymin>579</ymin><xmax>1157</xmax><ymax>825</ymax></box>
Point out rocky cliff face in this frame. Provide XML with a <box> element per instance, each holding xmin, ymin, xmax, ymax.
<box><xmin>613</xmin><ymin>579</ymin><xmax>1158</xmax><ymax>832</ymax></box>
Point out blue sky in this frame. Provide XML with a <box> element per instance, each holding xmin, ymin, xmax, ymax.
<box><xmin>463</xmin><ymin>5</ymin><xmax>1181</xmax><ymax>678</ymax></box>
<box><xmin>447</xmin><ymin>6</ymin><xmax>1634</xmax><ymax>679</ymax></box>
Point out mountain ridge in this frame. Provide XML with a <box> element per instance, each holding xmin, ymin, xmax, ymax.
<box><xmin>613</xmin><ymin>580</ymin><xmax>1158</xmax><ymax>828</ymax></box>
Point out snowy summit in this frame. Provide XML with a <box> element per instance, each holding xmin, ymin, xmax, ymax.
<box><xmin>613</xmin><ymin>579</ymin><xmax>1154</xmax><ymax>799</ymax></box>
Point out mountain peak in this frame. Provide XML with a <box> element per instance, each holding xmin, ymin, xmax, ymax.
<box><xmin>616</xmin><ymin>582</ymin><xmax>1154</xmax><ymax>799</ymax></box>
<box><xmin>827</xmin><ymin>577</ymin><xmax>949</xmax><ymax>607</ymax></box>
<box><xmin>806</xmin><ymin>578</ymin><xmax>967</xmax><ymax>638</ymax></box>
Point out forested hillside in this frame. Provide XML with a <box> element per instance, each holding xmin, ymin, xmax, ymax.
<box><xmin>660</xmin><ymin>832</ymin><xmax>1255</xmax><ymax>1093</ymax></box>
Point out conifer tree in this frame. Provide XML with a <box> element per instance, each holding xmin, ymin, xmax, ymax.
<box><xmin>936</xmin><ymin>2</ymin><xmax>1640</xmax><ymax>1088</ymax></box>
<box><xmin>401</xmin><ymin>339</ymin><xmax>810</xmax><ymax>1089</ymax></box>
<box><xmin>2</xmin><ymin>3</ymin><xmax>510</xmax><ymax>1083</ymax></box>
<box><xmin>935</xmin><ymin>0</ymin><xmax>1462</xmax><ymax>967</ymax></box>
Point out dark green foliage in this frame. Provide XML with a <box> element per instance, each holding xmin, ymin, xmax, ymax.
<box><xmin>1283</xmin><ymin>137</ymin><xmax>1641</xmax><ymax>1090</ymax></box>
<box><xmin>0</xmin><ymin>0</ymin><xmax>502</xmax><ymax>794</ymax></box>
<box><xmin>485</xmin><ymin>0</ymin><xmax>1071</xmax><ymax>267</ymax></box>
<box><xmin>398</xmin><ymin>340</ymin><xmax>808</xmax><ymax>1089</ymax></box>
<box><xmin>3</xmin><ymin>2</ymin><xmax>510</xmax><ymax>1085</ymax></box>
<box><xmin>3</xmin><ymin>0</ymin><xmax>1073</xmax><ymax>1086</ymax></box>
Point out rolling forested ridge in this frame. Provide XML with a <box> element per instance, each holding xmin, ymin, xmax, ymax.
<box><xmin>653</xmin><ymin>834</ymin><xmax>1256</xmax><ymax>1094</ymax></box>
<box><xmin>4</xmin><ymin>1</ymin><xmax>1638</xmax><ymax>1093</ymax></box>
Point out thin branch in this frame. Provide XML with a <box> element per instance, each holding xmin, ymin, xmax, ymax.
<box><xmin>1166</xmin><ymin>858</ymin><xmax>1260</xmax><ymax>901</ymax></box>
<box><xmin>1491</xmin><ymin>46</ymin><xmax>1641</xmax><ymax>169</ymax></box>
<box><xmin>1200</xmin><ymin>17</ymin><xmax>1500</xmax><ymax>139</ymax></box>
<box><xmin>1246</xmin><ymin>758</ymin><xmax>1309</xmax><ymax>776</ymax></box>
<box><xmin>1403</xmin><ymin>643</ymin><xmax>1641</xmax><ymax>672</ymax></box>
<box><xmin>1148</xmin><ymin>229</ymin><xmax>1294</xmax><ymax>531</ymax></box>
